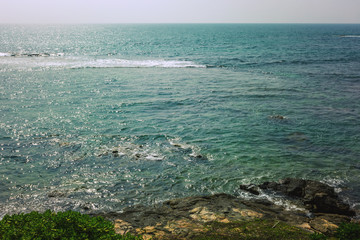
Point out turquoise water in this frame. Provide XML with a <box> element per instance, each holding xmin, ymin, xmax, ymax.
<box><xmin>1</xmin><ymin>24</ymin><xmax>360</xmax><ymax>216</ymax></box>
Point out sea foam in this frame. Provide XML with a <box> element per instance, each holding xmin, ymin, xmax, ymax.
<box><xmin>1</xmin><ymin>55</ymin><xmax>206</xmax><ymax>70</ymax></box>
<box><xmin>71</xmin><ymin>59</ymin><xmax>206</xmax><ymax>69</ymax></box>
<box><xmin>0</xmin><ymin>52</ymin><xmax>11</xmax><ymax>57</ymax></box>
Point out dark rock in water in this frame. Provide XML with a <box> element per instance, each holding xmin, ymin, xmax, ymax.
<box><xmin>240</xmin><ymin>184</ymin><xmax>260</xmax><ymax>195</ymax></box>
<box><xmin>48</xmin><ymin>190</ymin><xmax>68</xmax><ymax>198</ymax></box>
<box><xmin>189</xmin><ymin>154</ymin><xmax>206</xmax><ymax>159</ymax></box>
<box><xmin>259</xmin><ymin>178</ymin><xmax>355</xmax><ymax>216</ymax></box>
<box><xmin>27</xmin><ymin>53</ymin><xmax>40</xmax><ymax>57</ymax></box>
<box><xmin>269</xmin><ymin>115</ymin><xmax>286</xmax><ymax>120</ymax></box>
<box><xmin>259</xmin><ymin>178</ymin><xmax>306</xmax><ymax>198</ymax></box>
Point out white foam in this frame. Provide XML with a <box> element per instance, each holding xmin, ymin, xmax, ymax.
<box><xmin>71</xmin><ymin>59</ymin><xmax>206</xmax><ymax>69</ymax></box>
<box><xmin>340</xmin><ymin>35</ymin><xmax>360</xmax><ymax>38</ymax></box>
<box><xmin>169</xmin><ymin>140</ymin><xmax>192</xmax><ymax>149</ymax></box>
<box><xmin>239</xmin><ymin>189</ymin><xmax>307</xmax><ymax>212</ymax></box>
<box><xmin>145</xmin><ymin>154</ymin><xmax>164</xmax><ymax>161</ymax></box>
<box><xmin>1</xmin><ymin>55</ymin><xmax>206</xmax><ymax>70</ymax></box>
<box><xmin>0</xmin><ymin>52</ymin><xmax>11</xmax><ymax>57</ymax></box>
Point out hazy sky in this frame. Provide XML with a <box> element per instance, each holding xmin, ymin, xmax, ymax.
<box><xmin>1</xmin><ymin>0</ymin><xmax>359</xmax><ymax>24</ymax></box>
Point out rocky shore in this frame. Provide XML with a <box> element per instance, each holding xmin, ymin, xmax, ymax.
<box><xmin>96</xmin><ymin>178</ymin><xmax>358</xmax><ymax>239</ymax></box>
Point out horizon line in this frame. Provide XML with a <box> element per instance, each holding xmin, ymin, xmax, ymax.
<box><xmin>1</xmin><ymin>22</ymin><xmax>360</xmax><ymax>25</ymax></box>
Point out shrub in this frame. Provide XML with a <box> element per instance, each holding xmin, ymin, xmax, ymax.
<box><xmin>309</xmin><ymin>232</ymin><xmax>327</xmax><ymax>240</ymax></box>
<box><xmin>0</xmin><ymin>210</ymin><xmax>142</xmax><ymax>240</ymax></box>
<box><xmin>335</xmin><ymin>222</ymin><xmax>360</xmax><ymax>240</ymax></box>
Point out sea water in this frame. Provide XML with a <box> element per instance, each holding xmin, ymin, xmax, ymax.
<box><xmin>1</xmin><ymin>24</ymin><xmax>360</xmax><ymax>216</ymax></box>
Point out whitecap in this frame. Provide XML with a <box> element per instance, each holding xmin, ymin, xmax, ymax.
<box><xmin>71</xmin><ymin>58</ymin><xmax>206</xmax><ymax>69</ymax></box>
<box><xmin>340</xmin><ymin>35</ymin><xmax>360</xmax><ymax>38</ymax></box>
<box><xmin>0</xmin><ymin>52</ymin><xmax>11</xmax><ymax>57</ymax></box>
<box><xmin>1</xmin><ymin>55</ymin><xmax>206</xmax><ymax>70</ymax></box>
<box><xmin>145</xmin><ymin>154</ymin><xmax>164</xmax><ymax>161</ymax></box>
<box><xmin>169</xmin><ymin>141</ymin><xmax>191</xmax><ymax>149</ymax></box>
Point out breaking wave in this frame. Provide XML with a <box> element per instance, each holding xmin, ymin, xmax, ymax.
<box><xmin>340</xmin><ymin>35</ymin><xmax>360</xmax><ymax>38</ymax></box>
<box><xmin>0</xmin><ymin>53</ymin><xmax>206</xmax><ymax>69</ymax></box>
<box><xmin>0</xmin><ymin>52</ymin><xmax>11</xmax><ymax>57</ymax></box>
<box><xmin>71</xmin><ymin>59</ymin><xmax>206</xmax><ymax>69</ymax></box>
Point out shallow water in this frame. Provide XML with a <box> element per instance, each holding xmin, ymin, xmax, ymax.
<box><xmin>1</xmin><ymin>24</ymin><xmax>360</xmax><ymax>216</ymax></box>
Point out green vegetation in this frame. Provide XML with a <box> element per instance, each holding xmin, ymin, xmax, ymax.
<box><xmin>309</xmin><ymin>233</ymin><xmax>327</xmax><ymax>240</ymax></box>
<box><xmin>308</xmin><ymin>222</ymin><xmax>360</xmax><ymax>240</ymax></box>
<box><xmin>335</xmin><ymin>222</ymin><xmax>360</xmax><ymax>240</ymax></box>
<box><xmin>0</xmin><ymin>210</ymin><xmax>142</xmax><ymax>240</ymax></box>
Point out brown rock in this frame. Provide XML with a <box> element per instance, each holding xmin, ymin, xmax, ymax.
<box><xmin>297</xmin><ymin>222</ymin><xmax>313</xmax><ymax>232</ymax></box>
<box><xmin>310</xmin><ymin>218</ymin><xmax>339</xmax><ymax>234</ymax></box>
<box><xmin>96</xmin><ymin>179</ymin><xmax>355</xmax><ymax>238</ymax></box>
<box><xmin>114</xmin><ymin>219</ymin><xmax>133</xmax><ymax>235</ymax></box>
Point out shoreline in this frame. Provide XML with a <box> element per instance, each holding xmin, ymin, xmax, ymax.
<box><xmin>93</xmin><ymin>178</ymin><xmax>358</xmax><ymax>239</ymax></box>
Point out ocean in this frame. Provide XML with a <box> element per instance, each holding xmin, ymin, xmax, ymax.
<box><xmin>1</xmin><ymin>24</ymin><xmax>360</xmax><ymax>217</ymax></box>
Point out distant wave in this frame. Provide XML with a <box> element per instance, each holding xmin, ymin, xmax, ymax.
<box><xmin>339</xmin><ymin>35</ymin><xmax>360</xmax><ymax>38</ymax></box>
<box><xmin>0</xmin><ymin>52</ymin><xmax>65</xmax><ymax>57</ymax></box>
<box><xmin>71</xmin><ymin>59</ymin><xmax>206</xmax><ymax>69</ymax></box>
<box><xmin>0</xmin><ymin>54</ymin><xmax>206</xmax><ymax>69</ymax></box>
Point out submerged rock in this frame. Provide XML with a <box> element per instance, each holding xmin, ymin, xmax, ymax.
<box><xmin>189</xmin><ymin>153</ymin><xmax>207</xmax><ymax>160</ymax></box>
<box><xmin>269</xmin><ymin>115</ymin><xmax>287</xmax><ymax>120</ymax></box>
<box><xmin>47</xmin><ymin>190</ymin><xmax>68</xmax><ymax>198</ymax></box>
<box><xmin>286</xmin><ymin>132</ymin><xmax>309</xmax><ymax>142</ymax></box>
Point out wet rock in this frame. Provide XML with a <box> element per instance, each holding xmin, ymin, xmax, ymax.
<box><xmin>269</xmin><ymin>115</ymin><xmax>286</xmax><ymax>120</ymax></box>
<box><xmin>239</xmin><ymin>184</ymin><xmax>260</xmax><ymax>195</ymax></box>
<box><xmin>172</xmin><ymin>143</ymin><xmax>182</xmax><ymax>148</ymax></box>
<box><xmin>259</xmin><ymin>178</ymin><xmax>306</xmax><ymax>198</ymax></box>
<box><xmin>27</xmin><ymin>53</ymin><xmax>40</xmax><ymax>57</ymax></box>
<box><xmin>189</xmin><ymin>153</ymin><xmax>206</xmax><ymax>159</ymax></box>
<box><xmin>47</xmin><ymin>190</ymin><xmax>68</xmax><ymax>198</ymax></box>
<box><xmin>259</xmin><ymin>178</ymin><xmax>355</xmax><ymax>216</ymax></box>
